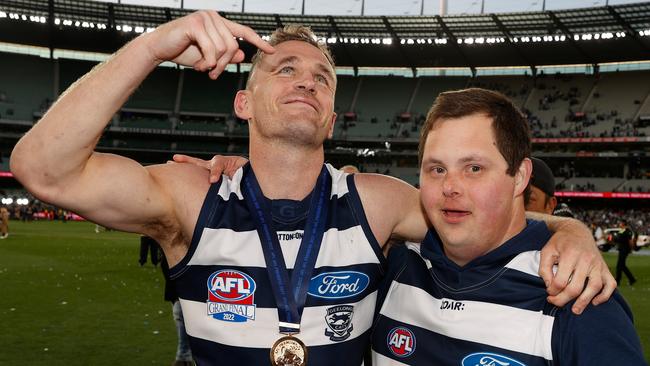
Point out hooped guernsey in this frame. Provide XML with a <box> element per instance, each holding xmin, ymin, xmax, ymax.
<box><xmin>371</xmin><ymin>220</ymin><xmax>647</xmax><ymax>366</ymax></box>
<box><xmin>169</xmin><ymin>163</ymin><xmax>386</xmax><ymax>365</ymax></box>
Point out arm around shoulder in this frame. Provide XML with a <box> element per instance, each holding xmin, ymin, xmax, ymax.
<box><xmin>354</xmin><ymin>173</ymin><xmax>428</xmax><ymax>246</ymax></box>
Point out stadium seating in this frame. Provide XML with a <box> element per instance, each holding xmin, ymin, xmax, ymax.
<box><xmin>561</xmin><ymin>177</ymin><xmax>625</xmax><ymax>192</ymax></box>
<box><xmin>0</xmin><ymin>52</ymin><xmax>54</xmax><ymax>121</ymax></box>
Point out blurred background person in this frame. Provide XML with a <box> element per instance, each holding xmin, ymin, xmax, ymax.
<box><xmin>525</xmin><ymin>157</ymin><xmax>558</xmax><ymax>215</ymax></box>
<box><xmin>0</xmin><ymin>206</ymin><xmax>9</xmax><ymax>239</ymax></box>
<box><xmin>159</xmin><ymin>240</ymin><xmax>194</xmax><ymax>366</ymax></box>
<box><xmin>614</xmin><ymin>220</ymin><xmax>637</xmax><ymax>286</ymax></box>
<box><xmin>139</xmin><ymin>235</ymin><xmax>160</xmax><ymax>267</ymax></box>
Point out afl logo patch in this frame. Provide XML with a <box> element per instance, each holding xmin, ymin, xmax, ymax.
<box><xmin>461</xmin><ymin>352</ymin><xmax>527</xmax><ymax>366</ymax></box>
<box><xmin>387</xmin><ymin>327</ymin><xmax>416</xmax><ymax>358</ymax></box>
<box><xmin>206</xmin><ymin>270</ymin><xmax>256</xmax><ymax>323</ymax></box>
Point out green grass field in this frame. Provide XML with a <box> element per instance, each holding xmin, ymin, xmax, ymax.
<box><xmin>0</xmin><ymin>221</ymin><xmax>176</xmax><ymax>365</ymax></box>
<box><xmin>0</xmin><ymin>220</ymin><xmax>648</xmax><ymax>365</ymax></box>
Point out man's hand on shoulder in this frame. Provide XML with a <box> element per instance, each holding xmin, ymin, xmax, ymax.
<box><xmin>172</xmin><ymin>154</ymin><xmax>248</xmax><ymax>182</ymax></box>
<box><xmin>537</xmin><ymin>216</ymin><xmax>617</xmax><ymax>315</ymax></box>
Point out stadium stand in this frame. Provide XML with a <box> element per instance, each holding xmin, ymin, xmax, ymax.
<box><xmin>0</xmin><ymin>52</ymin><xmax>54</xmax><ymax>121</ymax></box>
<box><xmin>1</xmin><ymin>1</ymin><xmax>649</xmax><ymax>208</ymax></box>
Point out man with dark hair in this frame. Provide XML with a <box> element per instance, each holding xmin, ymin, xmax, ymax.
<box><xmin>371</xmin><ymin>88</ymin><xmax>645</xmax><ymax>365</ymax></box>
<box><xmin>11</xmin><ymin>12</ymin><xmax>614</xmax><ymax>365</ymax></box>
<box><xmin>525</xmin><ymin>157</ymin><xmax>558</xmax><ymax>215</ymax></box>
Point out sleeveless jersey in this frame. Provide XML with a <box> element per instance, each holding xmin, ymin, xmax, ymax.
<box><xmin>371</xmin><ymin>220</ymin><xmax>645</xmax><ymax>366</ymax></box>
<box><xmin>169</xmin><ymin>163</ymin><xmax>386</xmax><ymax>365</ymax></box>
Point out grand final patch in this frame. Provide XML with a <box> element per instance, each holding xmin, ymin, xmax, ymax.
<box><xmin>206</xmin><ymin>270</ymin><xmax>256</xmax><ymax>323</ymax></box>
<box><xmin>324</xmin><ymin>305</ymin><xmax>354</xmax><ymax>341</ymax></box>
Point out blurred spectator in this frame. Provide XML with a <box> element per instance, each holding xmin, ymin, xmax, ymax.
<box><xmin>159</xmin><ymin>242</ymin><xmax>194</xmax><ymax>366</ymax></box>
<box><xmin>613</xmin><ymin>220</ymin><xmax>637</xmax><ymax>286</ymax></box>
<box><xmin>525</xmin><ymin>158</ymin><xmax>557</xmax><ymax>215</ymax></box>
<box><xmin>0</xmin><ymin>206</ymin><xmax>9</xmax><ymax>239</ymax></box>
<box><xmin>139</xmin><ymin>235</ymin><xmax>160</xmax><ymax>267</ymax></box>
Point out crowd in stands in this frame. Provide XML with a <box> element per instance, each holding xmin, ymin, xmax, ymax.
<box><xmin>573</xmin><ymin>208</ymin><xmax>650</xmax><ymax>235</ymax></box>
<box><xmin>2</xmin><ymin>196</ymin><xmax>647</xmax><ymax>236</ymax></box>
<box><xmin>0</xmin><ymin>195</ymin><xmax>74</xmax><ymax>222</ymax></box>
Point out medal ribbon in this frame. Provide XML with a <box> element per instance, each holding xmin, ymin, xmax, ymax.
<box><xmin>243</xmin><ymin>164</ymin><xmax>331</xmax><ymax>335</ymax></box>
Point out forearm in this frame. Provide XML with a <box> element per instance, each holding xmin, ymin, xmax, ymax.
<box><xmin>526</xmin><ymin>211</ymin><xmax>587</xmax><ymax>235</ymax></box>
<box><xmin>10</xmin><ymin>34</ymin><xmax>159</xmax><ymax>196</ymax></box>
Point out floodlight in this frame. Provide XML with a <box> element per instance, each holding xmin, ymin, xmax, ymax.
<box><xmin>382</xmin><ymin>38</ymin><xmax>392</xmax><ymax>45</ymax></box>
<box><xmin>0</xmin><ymin>11</ymin><xmax>6</xmax><ymax>18</ymax></box>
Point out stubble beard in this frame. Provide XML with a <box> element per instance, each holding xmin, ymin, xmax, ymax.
<box><xmin>254</xmin><ymin>116</ymin><xmax>328</xmax><ymax>149</ymax></box>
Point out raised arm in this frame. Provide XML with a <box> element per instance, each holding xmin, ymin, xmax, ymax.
<box><xmin>10</xmin><ymin>11</ymin><xmax>272</xmax><ymax>238</ymax></box>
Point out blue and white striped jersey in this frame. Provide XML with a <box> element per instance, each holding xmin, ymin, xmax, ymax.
<box><xmin>169</xmin><ymin>163</ymin><xmax>386</xmax><ymax>365</ymax></box>
<box><xmin>371</xmin><ymin>220</ymin><xmax>646</xmax><ymax>366</ymax></box>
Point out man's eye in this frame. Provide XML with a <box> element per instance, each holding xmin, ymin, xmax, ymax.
<box><xmin>280</xmin><ymin>66</ymin><xmax>294</xmax><ymax>74</ymax></box>
<box><xmin>469</xmin><ymin>165</ymin><xmax>482</xmax><ymax>173</ymax></box>
<box><xmin>315</xmin><ymin>74</ymin><xmax>328</xmax><ymax>84</ymax></box>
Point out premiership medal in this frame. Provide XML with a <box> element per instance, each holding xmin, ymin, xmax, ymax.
<box><xmin>242</xmin><ymin>164</ymin><xmax>331</xmax><ymax>366</ymax></box>
<box><xmin>270</xmin><ymin>335</ymin><xmax>308</xmax><ymax>366</ymax></box>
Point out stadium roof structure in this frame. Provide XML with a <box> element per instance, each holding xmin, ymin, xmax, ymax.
<box><xmin>1</xmin><ymin>0</ymin><xmax>649</xmax><ymax>74</ymax></box>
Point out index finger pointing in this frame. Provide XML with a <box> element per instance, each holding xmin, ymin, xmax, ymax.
<box><xmin>222</xmin><ymin>18</ymin><xmax>276</xmax><ymax>54</ymax></box>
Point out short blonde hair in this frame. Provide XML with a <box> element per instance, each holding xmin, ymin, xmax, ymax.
<box><xmin>247</xmin><ymin>25</ymin><xmax>335</xmax><ymax>88</ymax></box>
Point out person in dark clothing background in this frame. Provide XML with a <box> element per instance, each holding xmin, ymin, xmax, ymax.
<box><xmin>159</xmin><ymin>241</ymin><xmax>194</xmax><ymax>366</ymax></box>
<box><xmin>139</xmin><ymin>235</ymin><xmax>160</xmax><ymax>267</ymax></box>
<box><xmin>614</xmin><ymin>220</ymin><xmax>637</xmax><ymax>286</ymax></box>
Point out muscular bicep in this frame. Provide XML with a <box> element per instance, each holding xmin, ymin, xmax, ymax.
<box><xmin>50</xmin><ymin>152</ymin><xmax>175</xmax><ymax>235</ymax></box>
<box><xmin>355</xmin><ymin>174</ymin><xmax>429</xmax><ymax>247</ymax></box>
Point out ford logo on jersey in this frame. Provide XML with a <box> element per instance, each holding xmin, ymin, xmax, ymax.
<box><xmin>206</xmin><ymin>270</ymin><xmax>256</xmax><ymax>323</ymax></box>
<box><xmin>461</xmin><ymin>352</ymin><xmax>526</xmax><ymax>366</ymax></box>
<box><xmin>307</xmin><ymin>271</ymin><xmax>370</xmax><ymax>299</ymax></box>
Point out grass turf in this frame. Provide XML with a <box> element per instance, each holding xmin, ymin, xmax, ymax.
<box><xmin>0</xmin><ymin>221</ymin><xmax>175</xmax><ymax>365</ymax></box>
<box><xmin>0</xmin><ymin>220</ymin><xmax>648</xmax><ymax>364</ymax></box>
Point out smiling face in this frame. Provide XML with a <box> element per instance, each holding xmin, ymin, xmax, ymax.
<box><xmin>419</xmin><ymin>113</ymin><xmax>531</xmax><ymax>266</ymax></box>
<box><xmin>235</xmin><ymin>40</ymin><xmax>337</xmax><ymax>147</ymax></box>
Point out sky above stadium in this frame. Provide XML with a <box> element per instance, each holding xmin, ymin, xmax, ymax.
<box><xmin>95</xmin><ymin>0</ymin><xmax>645</xmax><ymax>15</ymax></box>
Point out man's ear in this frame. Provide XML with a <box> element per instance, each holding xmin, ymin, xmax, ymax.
<box><xmin>326</xmin><ymin>113</ymin><xmax>337</xmax><ymax>139</ymax></box>
<box><xmin>547</xmin><ymin>196</ymin><xmax>558</xmax><ymax>213</ymax></box>
<box><xmin>515</xmin><ymin>158</ymin><xmax>532</xmax><ymax>197</ymax></box>
<box><xmin>234</xmin><ymin>90</ymin><xmax>252</xmax><ymax>120</ymax></box>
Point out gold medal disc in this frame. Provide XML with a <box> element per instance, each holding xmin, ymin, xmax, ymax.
<box><xmin>270</xmin><ymin>335</ymin><xmax>307</xmax><ymax>366</ymax></box>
